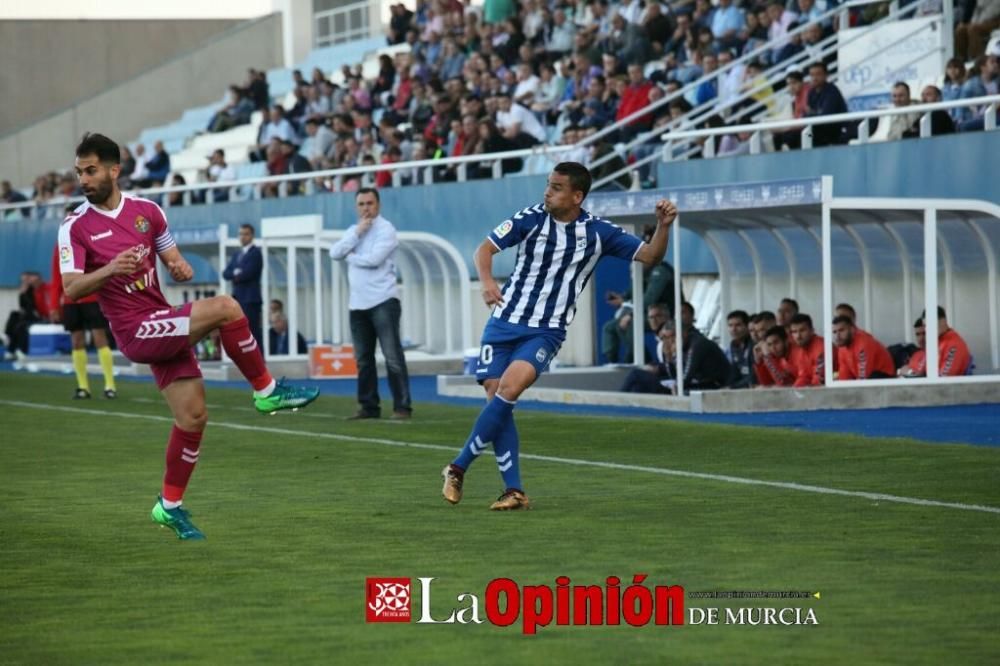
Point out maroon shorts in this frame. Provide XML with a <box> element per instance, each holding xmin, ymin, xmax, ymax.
<box><xmin>119</xmin><ymin>302</ymin><xmax>202</xmax><ymax>390</ymax></box>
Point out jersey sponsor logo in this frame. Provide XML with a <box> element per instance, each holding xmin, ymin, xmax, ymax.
<box><xmin>134</xmin><ymin>215</ymin><xmax>149</xmax><ymax>233</ymax></box>
<box><xmin>366</xmin><ymin>578</ymin><xmax>411</xmax><ymax>622</ymax></box>
<box><xmin>90</xmin><ymin>230</ymin><xmax>113</xmax><ymax>241</ymax></box>
<box><xmin>494</xmin><ymin>220</ymin><xmax>513</xmax><ymax>238</ymax></box>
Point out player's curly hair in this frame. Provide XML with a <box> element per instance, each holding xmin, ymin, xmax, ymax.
<box><xmin>75</xmin><ymin>133</ymin><xmax>121</xmax><ymax>164</ymax></box>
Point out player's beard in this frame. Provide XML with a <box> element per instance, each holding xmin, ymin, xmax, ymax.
<box><xmin>83</xmin><ymin>175</ymin><xmax>113</xmax><ymax>206</ymax></box>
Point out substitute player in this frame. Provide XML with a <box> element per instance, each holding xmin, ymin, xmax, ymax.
<box><xmin>59</xmin><ymin>133</ymin><xmax>319</xmax><ymax>540</ymax></box>
<box><xmin>50</xmin><ymin>219</ymin><xmax>118</xmax><ymax>399</ymax></box>
<box><xmin>441</xmin><ymin>162</ymin><xmax>677</xmax><ymax>510</ymax></box>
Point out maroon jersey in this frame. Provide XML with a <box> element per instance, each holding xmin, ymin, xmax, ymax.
<box><xmin>58</xmin><ymin>195</ymin><xmax>177</xmax><ymax>345</ymax></box>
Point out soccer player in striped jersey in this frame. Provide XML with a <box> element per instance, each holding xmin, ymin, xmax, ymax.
<box><xmin>441</xmin><ymin>162</ymin><xmax>677</xmax><ymax>510</ymax></box>
<box><xmin>59</xmin><ymin>133</ymin><xmax>319</xmax><ymax>540</ymax></box>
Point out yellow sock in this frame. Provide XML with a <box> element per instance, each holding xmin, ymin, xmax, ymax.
<box><xmin>97</xmin><ymin>346</ymin><xmax>116</xmax><ymax>391</ymax></box>
<box><xmin>72</xmin><ymin>349</ymin><xmax>90</xmax><ymax>391</ymax></box>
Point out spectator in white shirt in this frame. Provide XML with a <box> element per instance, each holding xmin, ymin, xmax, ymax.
<box><xmin>495</xmin><ymin>91</ymin><xmax>547</xmax><ymax>146</ymax></box>
<box><xmin>513</xmin><ymin>62</ymin><xmax>541</xmax><ymax>106</ymax></box>
<box><xmin>253</xmin><ymin>106</ymin><xmax>296</xmax><ymax>161</ymax></box>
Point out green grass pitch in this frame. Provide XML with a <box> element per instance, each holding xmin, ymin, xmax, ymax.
<box><xmin>1</xmin><ymin>373</ymin><xmax>997</xmax><ymax>665</ymax></box>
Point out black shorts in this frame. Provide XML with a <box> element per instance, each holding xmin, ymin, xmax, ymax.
<box><xmin>63</xmin><ymin>302</ymin><xmax>108</xmax><ymax>332</ymax></box>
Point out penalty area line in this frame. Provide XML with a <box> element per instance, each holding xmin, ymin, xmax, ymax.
<box><xmin>3</xmin><ymin>399</ymin><xmax>999</xmax><ymax>516</ymax></box>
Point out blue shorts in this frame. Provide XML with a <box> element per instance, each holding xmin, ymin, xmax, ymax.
<box><xmin>474</xmin><ymin>318</ymin><xmax>566</xmax><ymax>384</ymax></box>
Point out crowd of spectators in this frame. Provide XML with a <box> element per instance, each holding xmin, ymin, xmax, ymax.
<box><xmin>617</xmin><ymin>296</ymin><xmax>974</xmax><ymax>394</ymax></box>
<box><xmin>3</xmin><ymin>0</ymin><xmax>998</xmax><ymax>215</ymax></box>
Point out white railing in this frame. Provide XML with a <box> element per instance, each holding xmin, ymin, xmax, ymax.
<box><xmin>588</xmin><ymin>95</ymin><xmax>1000</xmax><ymax>190</ymax></box>
<box><xmin>313</xmin><ymin>0</ymin><xmax>380</xmax><ymax>48</ymax></box>
<box><xmin>0</xmin><ymin>144</ymin><xmax>576</xmax><ymax>219</ymax></box>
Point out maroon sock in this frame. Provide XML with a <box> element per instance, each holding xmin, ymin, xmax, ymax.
<box><xmin>219</xmin><ymin>317</ymin><xmax>273</xmax><ymax>391</ymax></box>
<box><xmin>163</xmin><ymin>425</ymin><xmax>203</xmax><ymax>503</ymax></box>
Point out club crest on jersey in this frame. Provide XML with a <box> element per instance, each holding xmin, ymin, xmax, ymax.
<box><xmin>494</xmin><ymin>220</ymin><xmax>513</xmax><ymax>239</ymax></box>
<box><xmin>536</xmin><ymin>348</ymin><xmax>547</xmax><ymax>363</ymax></box>
<box><xmin>134</xmin><ymin>215</ymin><xmax>149</xmax><ymax>233</ymax></box>
<box><xmin>576</xmin><ymin>237</ymin><xmax>587</xmax><ymax>251</ymax></box>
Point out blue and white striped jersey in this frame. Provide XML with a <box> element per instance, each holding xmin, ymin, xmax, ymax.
<box><xmin>487</xmin><ymin>203</ymin><xmax>643</xmax><ymax>330</ymax></box>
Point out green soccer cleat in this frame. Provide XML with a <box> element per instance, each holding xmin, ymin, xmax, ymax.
<box><xmin>151</xmin><ymin>497</ymin><xmax>206</xmax><ymax>540</ymax></box>
<box><xmin>253</xmin><ymin>378</ymin><xmax>320</xmax><ymax>414</ymax></box>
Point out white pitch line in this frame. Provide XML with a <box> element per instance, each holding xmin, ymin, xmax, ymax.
<box><xmin>3</xmin><ymin>399</ymin><xmax>999</xmax><ymax>515</ymax></box>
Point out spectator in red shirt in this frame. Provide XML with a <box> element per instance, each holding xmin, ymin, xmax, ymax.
<box><xmin>789</xmin><ymin>313</ymin><xmax>825</xmax><ymax>386</ymax></box>
<box><xmin>756</xmin><ymin>325</ymin><xmax>796</xmax><ymax>387</ymax></box>
<box><xmin>900</xmin><ymin>308</ymin><xmax>972</xmax><ymax>377</ymax></box>
<box><xmin>615</xmin><ymin>63</ymin><xmax>655</xmax><ymax>138</ymax></box>
<box><xmin>833</xmin><ymin>315</ymin><xmax>896</xmax><ymax>379</ymax></box>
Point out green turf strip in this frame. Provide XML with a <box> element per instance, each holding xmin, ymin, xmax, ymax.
<box><xmin>1</xmin><ymin>374</ymin><xmax>997</xmax><ymax>665</ymax></box>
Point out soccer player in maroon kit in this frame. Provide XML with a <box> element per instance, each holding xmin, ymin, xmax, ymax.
<box><xmin>58</xmin><ymin>133</ymin><xmax>319</xmax><ymax>540</ymax></box>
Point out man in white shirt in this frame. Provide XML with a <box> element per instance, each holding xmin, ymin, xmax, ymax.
<box><xmin>329</xmin><ymin>188</ymin><xmax>413</xmax><ymax>420</ymax></box>
<box><xmin>206</xmin><ymin>149</ymin><xmax>237</xmax><ymax>202</ymax></box>
<box><xmin>495</xmin><ymin>92</ymin><xmax>547</xmax><ymax>146</ymax></box>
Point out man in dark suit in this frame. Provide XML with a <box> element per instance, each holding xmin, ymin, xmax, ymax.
<box><xmin>222</xmin><ymin>224</ymin><xmax>264</xmax><ymax>346</ymax></box>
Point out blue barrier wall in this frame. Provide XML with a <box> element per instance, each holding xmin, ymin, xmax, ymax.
<box><xmin>657</xmin><ymin>131</ymin><xmax>1000</xmax><ymax>203</ymax></box>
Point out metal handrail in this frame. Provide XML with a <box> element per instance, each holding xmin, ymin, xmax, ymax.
<box><xmin>660</xmin><ymin>95</ymin><xmax>1000</xmax><ymax>142</ymax></box>
<box><xmin>591</xmin><ymin>96</ymin><xmax>999</xmax><ymax>188</ymax></box>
